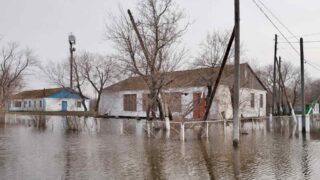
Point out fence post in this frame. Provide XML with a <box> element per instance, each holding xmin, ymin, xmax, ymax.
<box><xmin>180</xmin><ymin>123</ymin><xmax>185</xmax><ymax>141</ymax></box>
<box><xmin>206</xmin><ymin>121</ymin><xmax>209</xmax><ymax>138</ymax></box>
<box><xmin>147</xmin><ymin>121</ymin><xmax>151</xmax><ymax>137</ymax></box>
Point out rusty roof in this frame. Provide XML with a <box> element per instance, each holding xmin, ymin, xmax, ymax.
<box><xmin>105</xmin><ymin>63</ymin><xmax>267</xmax><ymax>92</ymax></box>
<box><xmin>11</xmin><ymin>88</ymin><xmax>63</xmax><ymax>99</ymax></box>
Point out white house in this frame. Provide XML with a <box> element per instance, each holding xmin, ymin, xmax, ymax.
<box><xmin>9</xmin><ymin>88</ymin><xmax>90</xmax><ymax>112</ymax></box>
<box><xmin>99</xmin><ymin>63</ymin><xmax>267</xmax><ymax>119</ymax></box>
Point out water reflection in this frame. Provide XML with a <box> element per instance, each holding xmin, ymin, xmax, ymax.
<box><xmin>0</xmin><ymin>114</ymin><xmax>320</xmax><ymax>179</ymax></box>
<box><xmin>301</xmin><ymin>133</ymin><xmax>312</xmax><ymax>179</ymax></box>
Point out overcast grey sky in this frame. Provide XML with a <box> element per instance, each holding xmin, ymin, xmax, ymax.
<box><xmin>1</xmin><ymin>0</ymin><xmax>320</xmax><ymax>90</ymax></box>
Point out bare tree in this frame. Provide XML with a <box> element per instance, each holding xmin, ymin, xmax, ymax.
<box><xmin>107</xmin><ymin>0</ymin><xmax>188</xmax><ymax>121</ymax></box>
<box><xmin>192</xmin><ymin>29</ymin><xmax>235</xmax><ymax>121</ymax></box>
<box><xmin>0</xmin><ymin>42</ymin><xmax>36</xmax><ymax>111</ymax></box>
<box><xmin>256</xmin><ymin>61</ymin><xmax>302</xmax><ymax>114</ymax></box>
<box><xmin>194</xmin><ymin>30</ymin><xmax>234</xmax><ymax>68</ymax></box>
<box><xmin>78</xmin><ymin>52</ymin><xmax>117</xmax><ymax>112</ymax></box>
<box><xmin>43</xmin><ymin>58</ymin><xmax>88</xmax><ymax>111</ymax></box>
<box><xmin>43</xmin><ymin>60</ymin><xmax>69</xmax><ymax>88</ymax></box>
<box><xmin>73</xmin><ymin>56</ymin><xmax>89</xmax><ymax>111</ymax></box>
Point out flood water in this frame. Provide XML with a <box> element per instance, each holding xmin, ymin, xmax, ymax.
<box><xmin>0</xmin><ymin>114</ymin><xmax>320</xmax><ymax>179</ymax></box>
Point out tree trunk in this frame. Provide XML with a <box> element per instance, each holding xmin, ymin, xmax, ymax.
<box><xmin>94</xmin><ymin>90</ymin><xmax>102</xmax><ymax>112</ymax></box>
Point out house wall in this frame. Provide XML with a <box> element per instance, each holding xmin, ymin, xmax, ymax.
<box><xmin>9</xmin><ymin>98</ymin><xmax>90</xmax><ymax>112</ymax></box>
<box><xmin>9</xmin><ymin>98</ymin><xmax>45</xmax><ymax>111</ymax></box>
<box><xmin>99</xmin><ymin>85</ymin><xmax>267</xmax><ymax>119</ymax></box>
<box><xmin>44</xmin><ymin>98</ymin><xmax>90</xmax><ymax>111</ymax></box>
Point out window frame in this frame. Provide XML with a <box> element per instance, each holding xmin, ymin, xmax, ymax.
<box><xmin>77</xmin><ymin>101</ymin><xmax>82</xmax><ymax>108</ymax></box>
<box><xmin>250</xmin><ymin>93</ymin><xmax>255</xmax><ymax>108</ymax></box>
<box><xmin>123</xmin><ymin>94</ymin><xmax>137</xmax><ymax>112</ymax></box>
<box><xmin>14</xmin><ymin>101</ymin><xmax>22</xmax><ymax>108</ymax></box>
<box><xmin>259</xmin><ymin>94</ymin><xmax>263</xmax><ymax>108</ymax></box>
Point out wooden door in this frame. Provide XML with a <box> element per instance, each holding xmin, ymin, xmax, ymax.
<box><xmin>193</xmin><ymin>92</ymin><xmax>206</xmax><ymax>119</ymax></box>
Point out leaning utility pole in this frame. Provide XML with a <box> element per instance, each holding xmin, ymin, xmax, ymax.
<box><xmin>300</xmin><ymin>37</ymin><xmax>306</xmax><ymax>133</ymax></box>
<box><xmin>272</xmin><ymin>34</ymin><xmax>278</xmax><ymax>115</ymax></box>
<box><xmin>233</xmin><ymin>0</ymin><xmax>240</xmax><ymax>147</ymax></box>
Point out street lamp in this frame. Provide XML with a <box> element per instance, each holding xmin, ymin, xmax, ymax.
<box><xmin>68</xmin><ymin>33</ymin><xmax>76</xmax><ymax>89</ymax></box>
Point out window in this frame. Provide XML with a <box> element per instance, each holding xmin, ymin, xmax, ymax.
<box><xmin>39</xmin><ymin>100</ymin><xmax>42</xmax><ymax>108</ymax></box>
<box><xmin>14</xmin><ymin>101</ymin><xmax>22</xmax><ymax>108</ymax></box>
<box><xmin>123</xmin><ymin>94</ymin><xmax>137</xmax><ymax>111</ymax></box>
<box><xmin>28</xmin><ymin>101</ymin><xmax>31</xmax><ymax>108</ymax></box>
<box><xmin>250</xmin><ymin>93</ymin><xmax>255</xmax><ymax>108</ymax></box>
<box><xmin>34</xmin><ymin>101</ymin><xmax>36</xmax><ymax>108</ymax></box>
<box><xmin>260</xmin><ymin>94</ymin><xmax>263</xmax><ymax>108</ymax></box>
<box><xmin>77</xmin><ymin>102</ymin><xmax>82</xmax><ymax>108</ymax></box>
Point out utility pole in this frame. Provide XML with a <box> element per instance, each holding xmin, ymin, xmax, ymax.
<box><xmin>300</xmin><ymin>37</ymin><xmax>306</xmax><ymax>133</ymax></box>
<box><xmin>233</xmin><ymin>0</ymin><xmax>240</xmax><ymax>147</ymax></box>
<box><xmin>278</xmin><ymin>56</ymin><xmax>282</xmax><ymax>115</ymax></box>
<box><xmin>68</xmin><ymin>34</ymin><xmax>76</xmax><ymax>89</ymax></box>
<box><xmin>272</xmin><ymin>34</ymin><xmax>278</xmax><ymax>115</ymax></box>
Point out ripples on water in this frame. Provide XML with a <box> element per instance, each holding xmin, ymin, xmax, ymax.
<box><xmin>0</xmin><ymin>114</ymin><xmax>320</xmax><ymax>180</ymax></box>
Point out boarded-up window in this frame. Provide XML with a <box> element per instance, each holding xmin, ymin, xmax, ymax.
<box><xmin>250</xmin><ymin>93</ymin><xmax>255</xmax><ymax>108</ymax></box>
<box><xmin>260</xmin><ymin>94</ymin><xmax>263</xmax><ymax>108</ymax></box>
<box><xmin>123</xmin><ymin>94</ymin><xmax>137</xmax><ymax>111</ymax></box>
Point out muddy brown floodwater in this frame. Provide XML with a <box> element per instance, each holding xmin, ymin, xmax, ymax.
<box><xmin>0</xmin><ymin>114</ymin><xmax>320</xmax><ymax>180</ymax></box>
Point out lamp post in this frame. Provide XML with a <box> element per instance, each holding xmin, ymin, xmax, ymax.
<box><xmin>68</xmin><ymin>34</ymin><xmax>76</xmax><ymax>89</ymax></box>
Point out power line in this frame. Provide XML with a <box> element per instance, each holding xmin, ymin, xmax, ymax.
<box><xmin>251</xmin><ymin>0</ymin><xmax>300</xmax><ymax>56</ymax></box>
<box><xmin>306</xmin><ymin>61</ymin><xmax>320</xmax><ymax>72</ymax></box>
<box><xmin>278</xmin><ymin>40</ymin><xmax>320</xmax><ymax>44</ymax></box>
<box><xmin>306</xmin><ymin>60</ymin><xmax>320</xmax><ymax>69</ymax></box>
<box><xmin>288</xmin><ymin>32</ymin><xmax>320</xmax><ymax>39</ymax></box>
<box><xmin>256</xmin><ymin>0</ymin><xmax>299</xmax><ymax>41</ymax></box>
<box><xmin>252</xmin><ymin>0</ymin><xmax>320</xmax><ymax>74</ymax></box>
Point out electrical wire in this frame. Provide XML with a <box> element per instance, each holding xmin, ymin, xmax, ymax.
<box><xmin>251</xmin><ymin>0</ymin><xmax>300</xmax><ymax>56</ymax></box>
<box><xmin>288</xmin><ymin>32</ymin><xmax>320</xmax><ymax>39</ymax></box>
<box><xmin>306</xmin><ymin>61</ymin><xmax>320</xmax><ymax>72</ymax></box>
<box><xmin>256</xmin><ymin>0</ymin><xmax>299</xmax><ymax>41</ymax></box>
<box><xmin>278</xmin><ymin>40</ymin><xmax>320</xmax><ymax>44</ymax></box>
<box><xmin>252</xmin><ymin>0</ymin><xmax>320</xmax><ymax>74</ymax></box>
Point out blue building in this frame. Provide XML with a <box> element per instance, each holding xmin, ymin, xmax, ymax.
<box><xmin>9</xmin><ymin>88</ymin><xmax>90</xmax><ymax>112</ymax></box>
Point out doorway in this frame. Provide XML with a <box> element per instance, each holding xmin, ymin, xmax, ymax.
<box><xmin>193</xmin><ymin>92</ymin><xmax>206</xmax><ymax>119</ymax></box>
<box><xmin>61</xmin><ymin>101</ymin><xmax>68</xmax><ymax>111</ymax></box>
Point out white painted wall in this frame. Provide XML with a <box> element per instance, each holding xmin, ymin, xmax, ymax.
<box><xmin>9</xmin><ymin>98</ymin><xmax>44</xmax><ymax>111</ymax></box>
<box><xmin>9</xmin><ymin>98</ymin><xmax>90</xmax><ymax>112</ymax></box>
<box><xmin>99</xmin><ymin>85</ymin><xmax>267</xmax><ymax>119</ymax></box>
<box><xmin>44</xmin><ymin>98</ymin><xmax>90</xmax><ymax>111</ymax></box>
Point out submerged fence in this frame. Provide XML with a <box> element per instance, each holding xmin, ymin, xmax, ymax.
<box><xmin>145</xmin><ymin>117</ymin><xmax>266</xmax><ymax>141</ymax></box>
